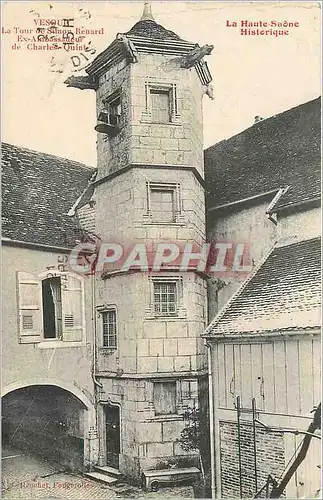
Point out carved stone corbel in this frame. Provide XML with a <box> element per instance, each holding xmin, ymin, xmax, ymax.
<box><xmin>181</xmin><ymin>44</ymin><xmax>214</xmax><ymax>69</ymax></box>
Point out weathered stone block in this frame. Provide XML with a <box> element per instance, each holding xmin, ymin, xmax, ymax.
<box><xmin>178</xmin><ymin>138</ymin><xmax>192</xmax><ymax>151</ymax></box>
<box><xmin>140</xmin><ymin>136</ymin><xmax>161</xmax><ymax>148</ymax></box>
<box><xmin>146</xmin><ymin>442</ymin><xmax>173</xmax><ymax>458</ymax></box>
<box><xmin>174</xmin><ymin>356</ymin><xmax>190</xmax><ymax>372</ymax></box>
<box><xmin>162</xmin><ymin>420</ymin><xmax>184</xmax><ymax>442</ymax></box>
<box><xmin>121</xmin><ymin>356</ymin><xmax>137</xmax><ymax>373</ymax></box>
<box><xmin>137</xmin><ymin>422</ymin><xmax>162</xmax><ymax>442</ymax></box>
<box><xmin>143</xmin><ymin>321</ymin><xmax>166</xmax><ymax>339</ymax></box>
<box><xmin>138</xmin><ymin>357</ymin><xmax>158</xmax><ymax>373</ymax></box>
<box><xmin>178</xmin><ymin>338</ymin><xmax>196</xmax><ymax>356</ymax></box>
<box><xmin>164</xmin><ymin>338</ymin><xmax>178</xmax><ymax>356</ymax></box>
<box><xmin>137</xmin><ymin>339</ymin><xmax>149</xmax><ymax>357</ymax></box>
<box><xmin>153</xmin><ymin>150</ymin><xmax>167</xmax><ymax>164</ymax></box>
<box><xmin>165</xmin><ymin>151</ymin><xmax>184</xmax><ymax>164</ymax></box>
<box><xmin>166</xmin><ymin>322</ymin><xmax>188</xmax><ymax>338</ymax></box>
<box><xmin>149</xmin><ymin>338</ymin><xmax>164</xmax><ymax>356</ymax></box>
<box><xmin>160</xmin><ymin>138</ymin><xmax>178</xmax><ymax>151</ymax></box>
<box><xmin>157</xmin><ymin>356</ymin><xmax>174</xmax><ymax>373</ymax></box>
<box><xmin>150</xmin><ymin>126</ymin><xmax>172</xmax><ymax>138</ymax></box>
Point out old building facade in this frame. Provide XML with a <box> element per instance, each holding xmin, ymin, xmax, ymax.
<box><xmin>1</xmin><ymin>3</ymin><xmax>321</xmax><ymax>497</ymax></box>
<box><xmin>81</xmin><ymin>5</ymin><xmax>213</xmax><ymax>479</ymax></box>
<box><xmin>203</xmin><ymin>97</ymin><xmax>321</xmax><ymax>498</ymax></box>
<box><xmin>2</xmin><ymin>4</ymin><xmax>214</xmax><ymax>483</ymax></box>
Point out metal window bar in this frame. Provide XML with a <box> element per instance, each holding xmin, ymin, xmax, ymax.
<box><xmin>154</xmin><ymin>282</ymin><xmax>177</xmax><ymax>315</ymax></box>
<box><xmin>102</xmin><ymin>311</ymin><xmax>117</xmax><ymax>348</ymax></box>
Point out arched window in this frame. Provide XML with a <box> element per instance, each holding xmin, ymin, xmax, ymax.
<box><xmin>17</xmin><ymin>271</ymin><xmax>84</xmax><ymax>344</ymax></box>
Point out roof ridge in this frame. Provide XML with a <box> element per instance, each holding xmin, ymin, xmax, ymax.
<box><xmin>203</xmin><ymin>242</ymin><xmax>277</xmax><ymax>337</ymax></box>
<box><xmin>204</xmin><ymin>95</ymin><xmax>321</xmax><ymax>153</ymax></box>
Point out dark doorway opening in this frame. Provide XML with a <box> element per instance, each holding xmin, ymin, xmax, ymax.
<box><xmin>104</xmin><ymin>405</ymin><xmax>120</xmax><ymax>468</ymax></box>
<box><xmin>2</xmin><ymin>385</ymin><xmax>85</xmax><ymax>471</ymax></box>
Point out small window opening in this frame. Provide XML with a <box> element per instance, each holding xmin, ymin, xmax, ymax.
<box><xmin>150</xmin><ymin>89</ymin><xmax>171</xmax><ymax>123</ymax></box>
<box><xmin>42</xmin><ymin>277</ymin><xmax>62</xmax><ymax>339</ymax></box>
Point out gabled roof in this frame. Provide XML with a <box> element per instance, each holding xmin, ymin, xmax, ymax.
<box><xmin>2</xmin><ymin>143</ymin><xmax>96</xmax><ymax>249</ymax></box>
<box><xmin>205</xmin><ymin>97</ymin><xmax>321</xmax><ymax>211</ymax></box>
<box><xmin>204</xmin><ymin>237</ymin><xmax>321</xmax><ymax>337</ymax></box>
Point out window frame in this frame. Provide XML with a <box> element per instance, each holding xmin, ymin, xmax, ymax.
<box><xmin>144</xmin><ymin>182</ymin><xmax>184</xmax><ymax>225</ymax></box>
<box><xmin>17</xmin><ymin>269</ymin><xmax>86</xmax><ymax>348</ymax></box>
<box><xmin>142</xmin><ymin>82</ymin><xmax>181</xmax><ymax>124</ymax></box>
<box><xmin>153</xmin><ymin>380</ymin><xmax>178</xmax><ymax>416</ymax></box>
<box><xmin>146</xmin><ymin>276</ymin><xmax>186</xmax><ymax>320</ymax></box>
<box><xmin>97</xmin><ymin>305</ymin><xmax>118</xmax><ymax>351</ymax></box>
<box><xmin>101</xmin><ymin>309</ymin><xmax>117</xmax><ymax>350</ymax></box>
<box><xmin>153</xmin><ymin>281</ymin><xmax>177</xmax><ymax>316</ymax></box>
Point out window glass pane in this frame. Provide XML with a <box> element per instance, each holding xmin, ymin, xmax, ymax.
<box><xmin>150</xmin><ymin>90</ymin><xmax>170</xmax><ymax>123</ymax></box>
<box><xmin>102</xmin><ymin>310</ymin><xmax>117</xmax><ymax>348</ymax></box>
<box><xmin>153</xmin><ymin>282</ymin><xmax>177</xmax><ymax>315</ymax></box>
<box><xmin>42</xmin><ymin>277</ymin><xmax>62</xmax><ymax>339</ymax></box>
<box><xmin>150</xmin><ymin>189</ymin><xmax>174</xmax><ymax>222</ymax></box>
<box><xmin>153</xmin><ymin>382</ymin><xmax>176</xmax><ymax>415</ymax></box>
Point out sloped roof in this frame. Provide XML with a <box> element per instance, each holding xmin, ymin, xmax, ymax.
<box><xmin>126</xmin><ymin>19</ymin><xmax>183</xmax><ymax>41</ymax></box>
<box><xmin>204</xmin><ymin>97</ymin><xmax>321</xmax><ymax>210</ymax></box>
<box><xmin>204</xmin><ymin>237</ymin><xmax>321</xmax><ymax>337</ymax></box>
<box><xmin>2</xmin><ymin>143</ymin><xmax>96</xmax><ymax>248</ymax></box>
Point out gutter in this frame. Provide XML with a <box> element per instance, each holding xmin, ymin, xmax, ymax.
<box><xmin>207</xmin><ymin>189</ymin><xmax>279</xmax><ymax>212</ymax></box>
<box><xmin>1</xmin><ymin>237</ymin><xmax>72</xmax><ymax>253</ymax></box>
<box><xmin>91</xmin><ymin>273</ymin><xmax>103</xmax><ymax>389</ymax></box>
<box><xmin>203</xmin><ymin>328</ymin><xmax>321</xmax><ymax>341</ymax></box>
<box><xmin>206</xmin><ymin>342</ymin><xmax>217</xmax><ymax>499</ymax></box>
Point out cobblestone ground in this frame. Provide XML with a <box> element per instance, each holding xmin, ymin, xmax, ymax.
<box><xmin>2</xmin><ymin>447</ymin><xmax>194</xmax><ymax>499</ymax></box>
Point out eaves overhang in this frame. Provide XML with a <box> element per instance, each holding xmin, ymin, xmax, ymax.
<box><xmin>86</xmin><ymin>34</ymin><xmax>212</xmax><ymax>85</ymax></box>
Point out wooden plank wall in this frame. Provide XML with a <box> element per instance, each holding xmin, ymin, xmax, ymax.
<box><xmin>213</xmin><ymin>337</ymin><xmax>320</xmax><ymax>415</ymax></box>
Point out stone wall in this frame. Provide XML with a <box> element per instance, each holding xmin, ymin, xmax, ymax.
<box><xmin>98</xmin><ymin>376</ymin><xmax>202</xmax><ymax>480</ymax></box>
<box><xmin>130</xmin><ymin>53</ymin><xmax>204</xmax><ymax>176</ymax></box>
<box><xmin>96</xmin><ymin>272</ymin><xmax>207</xmax><ymax>375</ymax></box>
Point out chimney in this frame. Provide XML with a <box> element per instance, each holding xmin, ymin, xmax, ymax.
<box><xmin>254</xmin><ymin>115</ymin><xmax>264</xmax><ymax>124</ymax></box>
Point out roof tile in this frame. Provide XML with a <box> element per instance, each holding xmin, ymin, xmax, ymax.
<box><xmin>205</xmin><ymin>237</ymin><xmax>321</xmax><ymax>336</ymax></box>
<box><xmin>2</xmin><ymin>143</ymin><xmax>95</xmax><ymax>248</ymax></box>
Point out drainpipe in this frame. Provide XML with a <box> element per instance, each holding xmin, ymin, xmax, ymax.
<box><xmin>92</xmin><ymin>272</ymin><xmax>103</xmax><ymax>389</ymax></box>
<box><xmin>206</xmin><ymin>341</ymin><xmax>216</xmax><ymax>499</ymax></box>
<box><xmin>91</xmin><ymin>273</ymin><xmax>103</xmax><ymax>467</ymax></box>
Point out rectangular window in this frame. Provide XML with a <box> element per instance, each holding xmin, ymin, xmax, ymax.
<box><xmin>154</xmin><ymin>282</ymin><xmax>177</xmax><ymax>315</ymax></box>
<box><xmin>150</xmin><ymin>188</ymin><xmax>175</xmax><ymax>222</ymax></box>
<box><xmin>153</xmin><ymin>381</ymin><xmax>177</xmax><ymax>415</ymax></box>
<box><xmin>102</xmin><ymin>310</ymin><xmax>117</xmax><ymax>348</ymax></box>
<box><xmin>42</xmin><ymin>277</ymin><xmax>62</xmax><ymax>339</ymax></box>
<box><xmin>150</xmin><ymin>89</ymin><xmax>170</xmax><ymax>123</ymax></box>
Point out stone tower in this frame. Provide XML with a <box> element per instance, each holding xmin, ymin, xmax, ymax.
<box><xmin>67</xmin><ymin>3</ymin><xmax>213</xmax><ymax>480</ymax></box>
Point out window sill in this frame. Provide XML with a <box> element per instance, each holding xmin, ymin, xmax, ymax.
<box><xmin>142</xmin><ymin>220</ymin><xmax>186</xmax><ymax>227</ymax></box>
<box><xmin>147</xmin><ymin>414</ymin><xmax>183</xmax><ymax>422</ymax></box>
<box><xmin>145</xmin><ymin>315</ymin><xmax>187</xmax><ymax>321</ymax></box>
<box><xmin>38</xmin><ymin>340</ymin><xmax>86</xmax><ymax>349</ymax></box>
<box><xmin>140</xmin><ymin>119</ymin><xmax>182</xmax><ymax>126</ymax></box>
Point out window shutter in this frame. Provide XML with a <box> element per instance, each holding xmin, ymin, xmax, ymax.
<box><xmin>62</xmin><ymin>274</ymin><xmax>84</xmax><ymax>342</ymax></box>
<box><xmin>17</xmin><ymin>272</ymin><xmax>42</xmax><ymax>344</ymax></box>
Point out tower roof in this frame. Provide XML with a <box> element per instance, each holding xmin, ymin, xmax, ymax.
<box><xmin>126</xmin><ymin>2</ymin><xmax>184</xmax><ymax>41</ymax></box>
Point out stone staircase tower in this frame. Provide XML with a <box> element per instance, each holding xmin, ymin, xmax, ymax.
<box><xmin>67</xmin><ymin>3</ymin><xmax>213</xmax><ymax>481</ymax></box>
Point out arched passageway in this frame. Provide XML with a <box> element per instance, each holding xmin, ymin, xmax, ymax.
<box><xmin>2</xmin><ymin>385</ymin><xmax>87</xmax><ymax>471</ymax></box>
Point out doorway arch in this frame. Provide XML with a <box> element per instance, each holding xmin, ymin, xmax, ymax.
<box><xmin>2</xmin><ymin>378</ymin><xmax>97</xmax><ymax>470</ymax></box>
